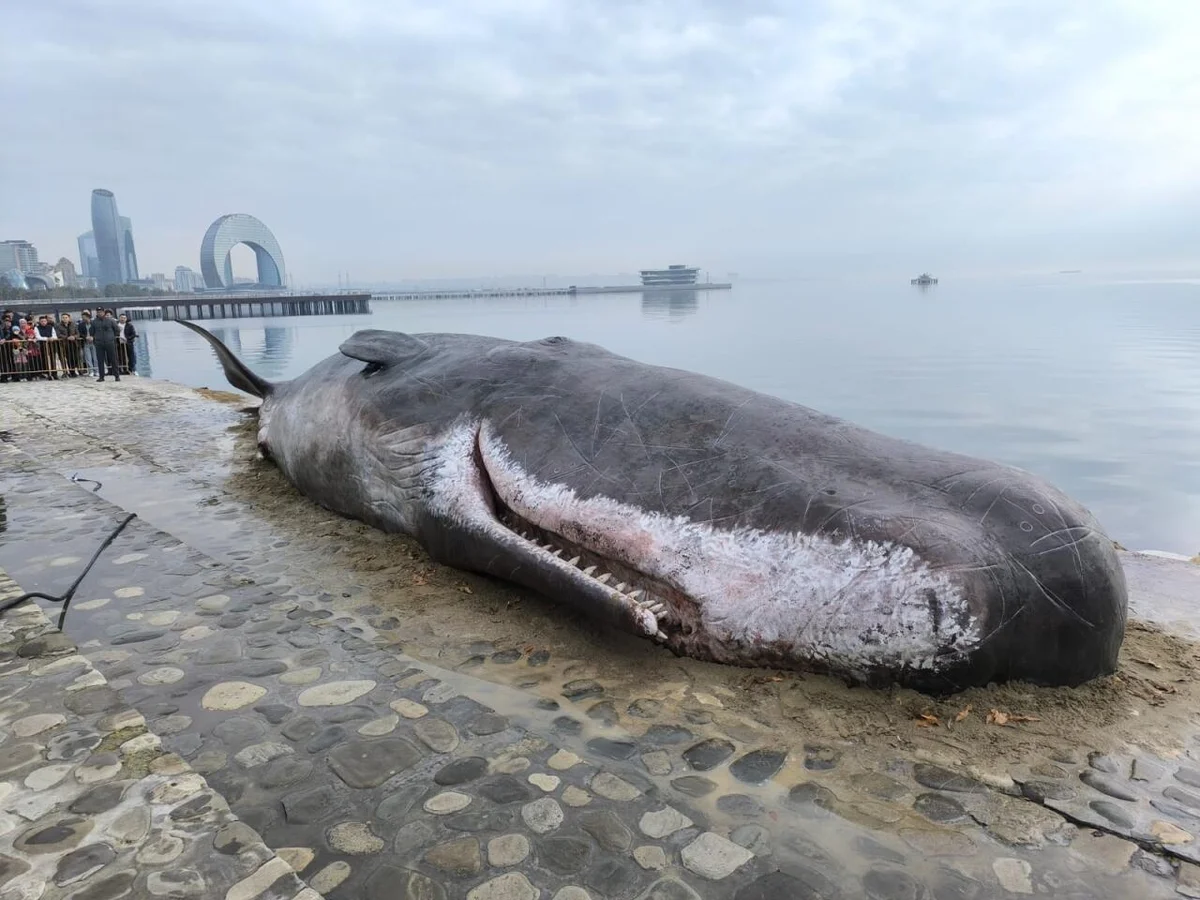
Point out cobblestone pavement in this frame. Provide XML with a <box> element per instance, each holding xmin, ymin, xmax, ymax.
<box><xmin>0</xmin><ymin>571</ymin><xmax>319</xmax><ymax>900</ymax></box>
<box><xmin>4</xmin><ymin>378</ymin><xmax>1200</xmax><ymax>898</ymax></box>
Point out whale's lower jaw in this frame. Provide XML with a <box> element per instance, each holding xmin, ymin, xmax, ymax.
<box><xmin>485</xmin><ymin>493</ymin><xmax>985</xmax><ymax>688</ymax></box>
<box><xmin>417</xmin><ymin>418</ymin><xmax>986</xmax><ymax>680</ymax></box>
<box><xmin>490</xmin><ymin>498</ymin><xmax>986</xmax><ymax>686</ymax></box>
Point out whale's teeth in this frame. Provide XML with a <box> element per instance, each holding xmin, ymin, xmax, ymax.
<box><xmin>552</xmin><ymin>548</ymin><xmax>563</xmax><ymax>558</ymax></box>
<box><xmin>568</xmin><ymin>556</ymin><xmax>581</xmax><ymax>566</ymax></box>
<box><xmin>628</xmin><ymin>589</ymin><xmax>644</xmax><ymax>601</ymax></box>
<box><xmin>615</xmin><ymin>582</ymin><xmax>627</xmax><ymax>593</ymax></box>
<box><xmin>649</xmin><ymin>603</ymin><xmax>665</xmax><ymax>614</ymax></box>
<box><xmin>583</xmin><ymin>566</ymin><xmax>596</xmax><ymax>576</ymax></box>
<box><xmin>652</xmin><ymin>629</ymin><xmax>667</xmax><ymax>642</ymax></box>
<box><xmin>597</xmin><ymin>574</ymin><xmax>612</xmax><ymax>585</ymax></box>
<box><xmin>654</xmin><ymin>609</ymin><xmax>668</xmax><ymax>621</ymax></box>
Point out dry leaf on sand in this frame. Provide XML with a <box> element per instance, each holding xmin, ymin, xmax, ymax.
<box><xmin>987</xmin><ymin>709</ymin><xmax>1041</xmax><ymax>726</ymax></box>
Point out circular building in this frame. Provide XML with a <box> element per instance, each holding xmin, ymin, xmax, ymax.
<box><xmin>200</xmin><ymin>213</ymin><xmax>287</xmax><ymax>290</ymax></box>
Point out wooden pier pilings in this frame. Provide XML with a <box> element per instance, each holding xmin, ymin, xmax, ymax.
<box><xmin>154</xmin><ymin>293</ymin><xmax>372</xmax><ymax>321</ymax></box>
<box><xmin>13</xmin><ymin>293</ymin><xmax>374</xmax><ymax>322</ymax></box>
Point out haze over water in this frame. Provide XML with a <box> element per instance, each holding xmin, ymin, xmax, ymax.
<box><xmin>140</xmin><ymin>273</ymin><xmax>1200</xmax><ymax>555</ymax></box>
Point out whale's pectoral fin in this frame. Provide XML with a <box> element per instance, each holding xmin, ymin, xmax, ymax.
<box><xmin>177</xmin><ymin>320</ymin><xmax>273</xmax><ymax>399</ymax></box>
<box><xmin>340</xmin><ymin>330</ymin><xmax>429</xmax><ymax>369</ymax></box>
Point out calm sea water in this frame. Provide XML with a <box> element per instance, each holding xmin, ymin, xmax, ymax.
<box><xmin>136</xmin><ymin>274</ymin><xmax>1200</xmax><ymax>554</ymax></box>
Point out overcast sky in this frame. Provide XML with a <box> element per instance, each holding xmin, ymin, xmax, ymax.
<box><xmin>4</xmin><ymin>0</ymin><xmax>1198</xmax><ymax>284</ymax></box>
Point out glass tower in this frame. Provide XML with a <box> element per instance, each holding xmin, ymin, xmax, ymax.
<box><xmin>90</xmin><ymin>189</ymin><xmax>124</xmax><ymax>287</ymax></box>
<box><xmin>120</xmin><ymin>216</ymin><xmax>139</xmax><ymax>281</ymax></box>
<box><xmin>77</xmin><ymin>231</ymin><xmax>99</xmax><ymax>278</ymax></box>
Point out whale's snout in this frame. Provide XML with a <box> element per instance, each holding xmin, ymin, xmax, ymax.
<box><xmin>949</xmin><ymin>474</ymin><xmax>1128</xmax><ymax>688</ymax></box>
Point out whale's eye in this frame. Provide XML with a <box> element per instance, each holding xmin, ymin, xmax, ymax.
<box><xmin>362</xmin><ymin>362</ymin><xmax>385</xmax><ymax>377</ymax></box>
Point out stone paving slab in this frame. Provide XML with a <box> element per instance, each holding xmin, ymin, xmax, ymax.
<box><xmin>0</xmin><ymin>570</ymin><xmax>320</xmax><ymax>900</ymax></box>
<box><xmin>2</xmin><ymin>392</ymin><xmax>1197</xmax><ymax>899</ymax></box>
<box><xmin>1012</xmin><ymin>747</ymin><xmax>1200</xmax><ymax>865</ymax></box>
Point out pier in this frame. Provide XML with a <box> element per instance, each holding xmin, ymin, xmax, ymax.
<box><xmin>372</xmin><ymin>282</ymin><xmax>733</xmax><ymax>301</ymax></box>
<box><xmin>373</xmin><ymin>286</ymin><xmax>572</xmax><ymax>301</ymax></box>
<box><xmin>13</xmin><ymin>292</ymin><xmax>373</xmax><ymax>321</ymax></box>
<box><xmin>9</xmin><ymin>282</ymin><xmax>733</xmax><ymax>323</ymax></box>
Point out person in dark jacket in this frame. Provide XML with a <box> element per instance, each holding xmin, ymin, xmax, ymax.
<box><xmin>117</xmin><ymin>313</ymin><xmax>138</xmax><ymax>375</ymax></box>
<box><xmin>93</xmin><ymin>309</ymin><xmax>121</xmax><ymax>382</ymax></box>
<box><xmin>58</xmin><ymin>313</ymin><xmax>81</xmax><ymax>376</ymax></box>
<box><xmin>0</xmin><ymin>313</ymin><xmax>14</xmax><ymax>383</ymax></box>
<box><xmin>77</xmin><ymin>310</ymin><xmax>97</xmax><ymax>375</ymax></box>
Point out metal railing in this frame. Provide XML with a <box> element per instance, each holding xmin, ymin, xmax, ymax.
<box><xmin>0</xmin><ymin>337</ymin><xmax>136</xmax><ymax>382</ymax></box>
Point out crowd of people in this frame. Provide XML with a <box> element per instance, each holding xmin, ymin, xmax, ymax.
<box><xmin>0</xmin><ymin>307</ymin><xmax>139</xmax><ymax>383</ymax></box>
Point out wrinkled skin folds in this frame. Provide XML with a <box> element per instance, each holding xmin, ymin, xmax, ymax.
<box><xmin>180</xmin><ymin>321</ymin><xmax>1128</xmax><ymax>693</ymax></box>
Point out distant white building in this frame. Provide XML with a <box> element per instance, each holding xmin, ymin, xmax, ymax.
<box><xmin>0</xmin><ymin>239</ymin><xmax>39</xmax><ymax>273</ymax></box>
<box><xmin>174</xmin><ymin>265</ymin><xmax>200</xmax><ymax>293</ymax></box>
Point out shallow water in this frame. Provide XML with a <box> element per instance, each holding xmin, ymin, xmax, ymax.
<box><xmin>136</xmin><ymin>272</ymin><xmax>1200</xmax><ymax>553</ymax></box>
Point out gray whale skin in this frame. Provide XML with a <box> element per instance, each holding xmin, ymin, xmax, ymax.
<box><xmin>182</xmin><ymin>320</ymin><xmax>1127</xmax><ymax>693</ymax></box>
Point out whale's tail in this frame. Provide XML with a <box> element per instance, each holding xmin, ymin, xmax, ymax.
<box><xmin>177</xmin><ymin>320</ymin><xmax>274</xmax><ymax>399</ymax></box>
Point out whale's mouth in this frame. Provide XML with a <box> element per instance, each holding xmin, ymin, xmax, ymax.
<box><xmin>471</xmin><ymin>435</ymin><xmax>700</xmax><ymax>645</ymax></box>
<box><xmin>497</xmin><ymin>505</ymin><xmax>691</xmax><ymax>641</ymax></box>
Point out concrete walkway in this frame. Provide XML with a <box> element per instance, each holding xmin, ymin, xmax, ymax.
<box><xmin>0</xmin><ymin>572</ymin><xmax>319</xmax><ymax>900</ymax></box>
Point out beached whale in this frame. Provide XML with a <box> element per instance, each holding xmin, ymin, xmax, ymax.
<box><xmin>181</xmin><ymin>320</ymin><xmax>1127</xmax><ymax>692</ymax></box>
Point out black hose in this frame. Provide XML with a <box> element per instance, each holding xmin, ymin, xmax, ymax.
<box><xmin>0</xmin><ymin>513</ymin><xmax>138</xmax><ymax>630</ymax></box>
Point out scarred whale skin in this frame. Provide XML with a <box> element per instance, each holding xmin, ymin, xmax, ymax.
<box><xmin>180</xmin><ymin>320</ymin><xmax>1128</xmax><ymax>693</ymax></box>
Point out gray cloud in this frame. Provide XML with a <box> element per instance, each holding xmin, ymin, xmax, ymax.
<box><xmin>3</xmin><ymin>0</ymin><xmax>1198</xmax><ymax>282</ymax></box>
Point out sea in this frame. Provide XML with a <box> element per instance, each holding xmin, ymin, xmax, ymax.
<box><xmin>132</xmin><ymin>273</ymin><xmax>1200</xmax><ymax>555</ymax></box>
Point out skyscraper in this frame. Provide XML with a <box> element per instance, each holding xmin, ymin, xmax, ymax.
<box><xmin>90</xmin><ymin>189</ymin><xmax>124</xmax><ymax>287</ymax></box>
<box><xmin>77</xmin><ymin>232</ymin><xmax>98</xmax><ymax>278</ymax></box>
<box><xmin>87</xmin><ymin>189</ymin><xmax>141</xmax><ymax>286</ymax></box>
<box><xmin>120</xmin><ymin>216</ymin><xmax>139</xmax><ymax>281</ymax></box>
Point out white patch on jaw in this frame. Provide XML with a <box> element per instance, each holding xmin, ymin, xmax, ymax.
<box><xmin>415</xmin><ymin>418</ymin><xmax>659</xmax><ymax>637</ymax></box>
<box><xmin>424</xmin><ymin>419</ymin><xmax>495</xmax><ymax>527</ymax></box>
<box><xmin>476</xmin><ymin>421</ymin><xmax>981</xmax><ymax>674</ymax></box>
